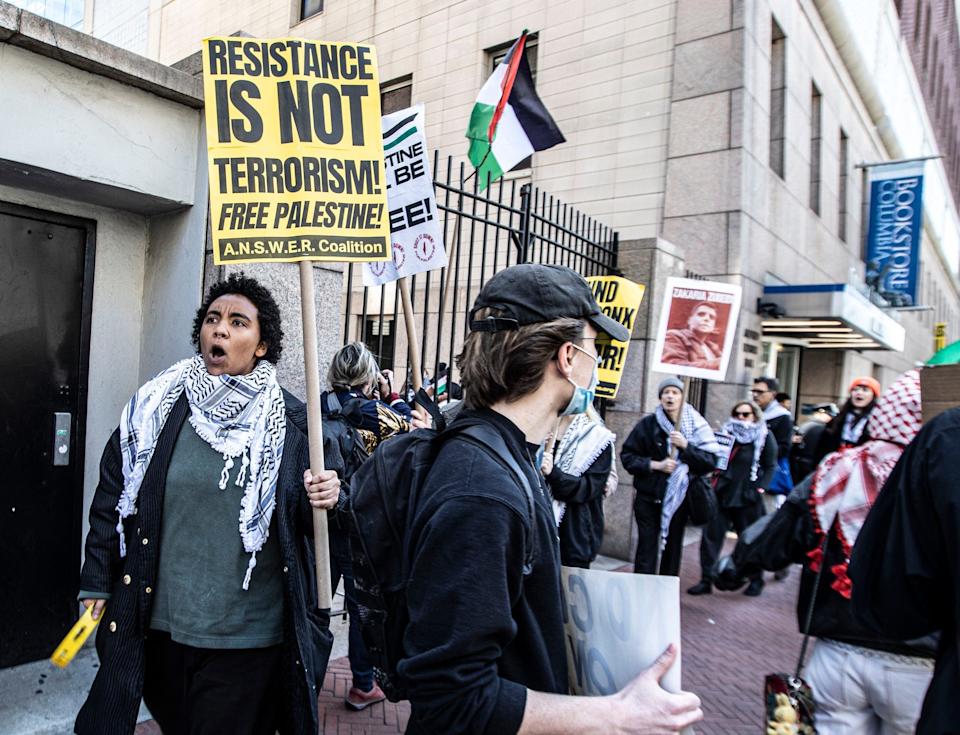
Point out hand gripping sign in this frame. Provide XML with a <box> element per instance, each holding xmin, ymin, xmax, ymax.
<box><xmin>363</xmin><ymin>104</ymin><xmax>446</xmax><ymax>287</ymax></box>
<box><xmin>585</xmin><ymin>276</ymin><xmax>645</xmax><ymax>399</ymax></box>
<box><xmin>202</xmin><ymin>37</ymin><xmax>390</xmax><ymax>612</ymax></box>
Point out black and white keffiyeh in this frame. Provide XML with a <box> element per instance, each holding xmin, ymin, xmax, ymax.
<box><xmin>720</xmin><ymin>418</ymin><xmax>768</xmax><ymax>481</ymax></box>
<box><xmin>655</xmin><ymin>403</ymin><xmax>722</xmax><ymax>548</ymax></box>
<box><xmin>116</xmin><ymin>355</ymin><xmax>286</xmax><ymax>590</ymax></box>
<box><xmin>550</xmin><ymin>412</ymin><xmax>616</xmax><ymax>524</ymax></box>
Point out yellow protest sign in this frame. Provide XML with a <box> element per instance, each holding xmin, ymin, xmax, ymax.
<box><xmin>587</xmin><ymin>276</ymin><xmax>646</xmax><ymax>399</ymax></box>
<box><xmin>202</xmin><ymin>38</ymin><xmax>390</xmax><ymax>264</ymax></box>
<box><xmin>935</xmin><ymin>322</ymin><xmax>947</xmax><ymax>352</ymax></box>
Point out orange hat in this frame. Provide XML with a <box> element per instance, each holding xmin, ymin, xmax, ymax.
<box><xmin>848</xmin><ymin>376</ymin><xmax>881</xmax><ymax>397</ymax></box>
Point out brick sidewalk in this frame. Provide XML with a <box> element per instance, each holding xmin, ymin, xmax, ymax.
<box><xmin>136</xmin><ymin>539</ymin><xmax>801</xmax><ymax>734</ymax></box>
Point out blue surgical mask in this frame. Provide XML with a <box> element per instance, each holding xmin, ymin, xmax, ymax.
<box><xmin>561</xmin><ymin>344</ymin><xmax>599</xmax><ymax>416</ymax></box>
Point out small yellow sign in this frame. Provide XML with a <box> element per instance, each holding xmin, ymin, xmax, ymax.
<box><xmin>202</xmin><ymin>37</ymin><xmax>390</xmax><ymax>264</ymax></box>
<box><xmin>50</xmin><ymin>605</ymin><xmax>101</xmax><ymax>668</ymax></box>
<box><xmin>586</xmin><ymin>276</ymin><xmax>646</xmax><ymax>399</ymax></box>
<box><xmin>935</xmin><ymin>322</ymin><xmax>947</xmax><ymax>352</ymax></box>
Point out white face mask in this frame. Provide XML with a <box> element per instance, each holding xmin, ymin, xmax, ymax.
<box><xmin>561</xmin><ymin>343</ymin><xmax>599</xmax><ymax>416</ymax></box>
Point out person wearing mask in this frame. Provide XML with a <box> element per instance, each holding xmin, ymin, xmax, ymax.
<box><xmin>814</xmin><ymin>376</ymin><xmax>880</xmax><ymax>465</ymax></box>
<box><xmin>688</xmin><ymin>400</ymin><xmax>777</xmax><ymax>597</ymax></box>
<box><xmin>321</xmin><ymin>342</ymin><xmax>424</xmax><ymax>711</ymax></box>
<box><xmin>398</xmin><ymin>264</ymin><xmax>703</xmax><ymax>734</ymax></box>
<box><xmin>540</xmin><ymin>409</ymin><xmax>616</xmax><ymax>568</ymax></box>
<box><xmin>74</xmin><ymin>274</ymin><xmax>341</xmax><ymax>735</ymax></box>
<box><xmin>661</xmin><ymin>301</ymin><xmax>722</xmax><ymax>370</ymax></box>
<box><xmin>621</xmin><ymin>377</ymin><xmax>721</xmax><ymax>576</ymax></box>
<box><xmin>719</xmin><ymin>371</ymin><xmax>934</xmax><ymax>734</ymax></box>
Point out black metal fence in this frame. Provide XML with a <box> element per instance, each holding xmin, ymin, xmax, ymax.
<box><xmin>342</xmin><ymin>152</ymin><xmax>620</xmax><ymax>392</ymax></box>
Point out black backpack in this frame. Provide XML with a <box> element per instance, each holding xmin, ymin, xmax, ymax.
<box><xmin>348</xmin><ymin>399</ymin><xmax>538</xmax><ymax>702</ymax></box>
<box><xmin>321</xmin><ymin>391</ymin><xmax>370</xmax><ymax>483</ymax></box>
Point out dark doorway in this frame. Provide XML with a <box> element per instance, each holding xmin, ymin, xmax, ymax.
<box><xmin>0</xmin><ymin>203</ymin><xmax>94</xmax><ymax>667</ymax></box>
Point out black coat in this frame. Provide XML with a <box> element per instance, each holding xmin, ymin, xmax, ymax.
<box><xmin>731</xmin><ymin>476</ymin><xmax>936</xmax><ymax>660</ymax></box>
<box><xmin>849</xmin><ymin>408</ymin><xmax>960</xmax><ymax>735</ymax></box>
<box><xmin>549</xmin><ymin>443</ymin><xmax>613</xmax><ymax>566</ymax></box>
<box><xmin>75</xmin><ymin>391</ymin><xmax>332</xmax><ymax>735</ymax></box>
<box><xmin>620</xmin><ymin>413</ymin><xmax>717</xmax><ymax>506</ymax></box>
<box><xmin>715</xmin><ymin>433</ymin><xmax>777</xmax><ymax>508</ymax></box>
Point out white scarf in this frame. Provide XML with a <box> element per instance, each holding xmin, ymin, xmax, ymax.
<box><xmin>762</xmin><ymin>400</ymin><xmax>791</xmax><ymax>422</ymax></box>
<box><xmin>117</xmin><ymin>356</ymin><xmax>286</xmax><ymax>590</ymax></box>
<box><xmin>655</xmin><ymin>404</ymin><xmax>722</xmax><ymax>548</ymax></box>
<box><xmin>550</xmin><ymin>412</ymin><xmax>616</xmax><ymax>524</ymax></box>
<box><xmin>720</xmin><ymin>418</ymin><xmax>768</xmax><ymax>481</ymax></box>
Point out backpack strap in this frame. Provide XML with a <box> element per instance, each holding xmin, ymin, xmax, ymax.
<box><xmin>457</xmin><ymin>424</ymin><xmax>539</xmax><ymax>575</ymax></box>
<box><xmin>326</xmin><ymin>390</ymin><xmax>342</xmax><ymax>414</ymax></box>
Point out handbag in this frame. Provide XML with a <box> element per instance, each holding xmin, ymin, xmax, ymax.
<box><xmin>763</xmin><ymin>534</ymin><xmax>829</xmax><ymax>735</ymax></box>
<box><xmin>768</xmin><ymin>457</ymin><xmax>795</xmax><ymax>495</ymax></box>
<box><xmin>685</xmin><ymin>475</ymin><xmax>717</xmax><ymax>526</ymax></box>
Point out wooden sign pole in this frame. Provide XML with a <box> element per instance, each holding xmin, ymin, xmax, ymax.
<box><xmin>299</xmin><ymin>260</ymin><xmax>332</xmax><ymax>610</ymax></box>
<box><xmin>399</xmin><ymin>277</ymin><xmax>423</xmax><ymax>393</ymax></box>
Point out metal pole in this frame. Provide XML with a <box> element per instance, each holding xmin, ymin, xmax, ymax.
<box><xmin>298</xmin><ymin>261</ymin><xmax>332</xmax><ymax>610</ymax></box>
<box><xmin>854</xmin><ymin>154</ymin><xmax>942</xmax><ymax>168</ymax></box>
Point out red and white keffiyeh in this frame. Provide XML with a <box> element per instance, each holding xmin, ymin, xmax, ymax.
<box><xmin>808</xmin><ymin>370</ymin><xmax>922</xmax><ymax>598</ymax></box>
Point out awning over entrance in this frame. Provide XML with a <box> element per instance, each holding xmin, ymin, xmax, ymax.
<box><xmin>760</xmin><ymin>284</ymin><xmax>905</xmax><ymax>351</ymax></box>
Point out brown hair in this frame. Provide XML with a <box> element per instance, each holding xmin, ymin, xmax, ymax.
<box><xmin>457</xmin><ymin>308</ymin><xmax>585</xmax><ymax>410</ymax></box>
<box><xmin>731</xmin><ymin>401</ymin><xmax>762</xmax><ymax>421</ymax></box>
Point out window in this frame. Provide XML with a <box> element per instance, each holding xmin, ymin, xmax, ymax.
<box><xmin>487</xmin><ymin>35</ymin><xmax>539</xmax><ymax>172</ymax></box>
<box><xmin>810</xmin><ymin>83</ymin><xmax>822</xmax><ymax>214</ymax></box>
<box><xmin>301</xmin><ymin>0</ymin><xmax>322</xmax><ymax>20</ymax></box>
<box><xmin>363</xmin><ymin>318</ymin><xmax>395</xmax><ymax>372</ymax></box>
<box><xmin>381</xmin><ymin>76</ymin><xmax>413</xmax><ymax>115</ymax></box>
<box><xmin>922</xmin><ymin>5</ymin><xmax>932</xmax><ymax>71</ymax></box>
<box><xmin>914</xmin><ymin>1</ymin><xmax>924</xmax><ymax>44</ymax></box>
<box><xmin>838</xmin><ymin>129</ymin><xmax>849</xmax><ymax>243</ymax></box>
<box><xmin>769</xmin><ymin>19</ymin><xmax>787</xmax><ymax>179</ymax></box>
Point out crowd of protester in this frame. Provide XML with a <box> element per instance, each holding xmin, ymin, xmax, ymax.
<box><xmin>72</xmin><ymin>265</ymin><xmax>958</xmax><ymax>735</ymax></box>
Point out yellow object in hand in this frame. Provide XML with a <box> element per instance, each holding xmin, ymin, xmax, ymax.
<box><xmin>50</xmin><ymin>605</ymin><xmax>101</xmax><ymax>668</ymax></box>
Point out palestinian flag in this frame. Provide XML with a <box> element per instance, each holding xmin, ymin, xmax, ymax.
<box><xmin>466</xmin><ymin>31</ymin><xmax>565</xmax><ymax>189</ymax></box>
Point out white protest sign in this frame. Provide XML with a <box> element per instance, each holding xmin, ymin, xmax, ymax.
<box><xmin>561</xmin><ymin>568</ymin><xmax>686</xmax><ymax>702</ymax></box>
<box><xmin>363</xmin><ymin>104</ymin><xmax>446</xmax><ymax>286</ymax></box>
<box><xmin>651</xmin><ymin>277</ymin><xmax>742</xmax><ymax>381</ymax></box>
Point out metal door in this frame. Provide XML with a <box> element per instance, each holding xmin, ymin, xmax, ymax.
<box><xmin>0</xmin><ymin>203</ymin><xmax>93</xmax><ymax>667</ymax></box>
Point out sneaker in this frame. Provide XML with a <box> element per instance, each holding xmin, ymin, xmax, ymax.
<box><xmin>774</xmin><ymin>566</ymin><xmax>791</xmax><ymax>581</ymax></box>
<box><xmin>743</xmin><ymin>579</ymin><xmax>765</xmax><ymax>597</ymax></box>
<box><xmin>686</xmin><ymin>580</ymin><xmax>712</xmax><ymax>595</ymax></box>
<box><xmin>345</xmin><ymin>683</ymin><xmax>386</xmax><ymax>711</ymax></box>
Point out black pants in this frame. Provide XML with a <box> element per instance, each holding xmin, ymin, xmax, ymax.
<box><xmin>698</xmin><ymin>502</ymin><xmax>763</xmax><ymax>581</ymax></box>
<box><xmin>143</xmin><ymin>631</ymin><xmax>283</xmax><ymax>735</ymax></box>
<box><xmin>633</xmin><ymin>499</ymin><xmax>687</xmax><ymax>576</ymax></box>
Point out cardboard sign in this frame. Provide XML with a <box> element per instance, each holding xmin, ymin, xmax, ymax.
<box><xmin>561</xmin><ymin>567</ymin><xmax>688</xmax><ymax>733</ymax></box>
<box><xmin>202</xmin><ymin>38</ymin><xmax>390</xmax><ymax>264</ymax></box>
<box><xmin>652</xmin><ymin>277</ymin><xmax>742</xmax><ymax>381</ymax></box>
<box><xmin>363</xmin><ymin>105</ymin><xmax>447</xmax><ymax>286</ymax></box>
<box><xmin>586</xmin><ymin>276</ymin><xmax>645</xmax><ymax>399</ymax></box>
<box><xmin>920</xmin><ymin>364</ymin><xmax>960</xmax><ymax>423</ymax></box>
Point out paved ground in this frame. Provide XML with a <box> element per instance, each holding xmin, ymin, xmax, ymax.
<box><xmin>132</xmin><ymin>536</ymin><xmax>803</xmax><ymax>735</ymax></box>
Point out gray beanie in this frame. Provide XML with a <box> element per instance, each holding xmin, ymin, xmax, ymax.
<box><xmin>657</xmin><ymin>376</ymin><xmax>684</xmax><ymax>396</ymax></box>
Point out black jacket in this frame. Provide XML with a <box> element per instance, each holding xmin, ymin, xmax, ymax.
<box><xmin>399</xmin><ymin>409</ymin><xmax>567</xmax><ymax>735</ymax></box>
<box><xmin>550</xmin><ymin>444</ymin><xmax>613</xmax><ymax>566</ymax></box>
<box><xmin>75</xmin><ymin>392</ymin><xmax>332</xmax><ymax>735</ymax></box>
<box><xmin>765</xmin><ymin>413</ymin><xmax>794</xmax><ymax>460</ymax></box>
<box><xmin>714</xmin><ymin>433</ymin><xmax>777</xmax><ymax>508</ymax></box>
<box><xmin>620</xmin><ymin>413</ymin><xmax>717</xmax><ymax>505</ymax></box>
<box><xmin>849</xmin><ymin>408</ymin><xmax>960</xmax><ymax>735</ymax></box>
<box><xmin>731</xmin><ymin>476</ymin><xmax>936</xmax><ymax>660</ymax></box>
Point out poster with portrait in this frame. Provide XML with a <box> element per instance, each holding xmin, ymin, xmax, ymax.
<box><xmin>651</xmin><ymin>277</ymin><xmax>742</xmax><ymax>381</ymax></box>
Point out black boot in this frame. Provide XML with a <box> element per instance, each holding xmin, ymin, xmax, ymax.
<box><xmin>687</xmin><ymin>580</ymin><xmax>712</xmax><ymax>595</ymax></box>
<box><xmin>743</xmin><ymin>578</ymin><xmax>765</xmax><ymax>597</ymax></box>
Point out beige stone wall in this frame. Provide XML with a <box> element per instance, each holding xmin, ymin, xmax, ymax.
<box><xmin>143</xmin><ymin>0</ymin><xmax>677</xmax><ymax>241</ymax></box>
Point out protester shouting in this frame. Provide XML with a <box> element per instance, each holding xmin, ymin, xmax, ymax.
<box><xmin>813</xmin><ymin>376</ymin><xmax>880</xmax><ymax>464</ymax></box>
<box><xmin>688</xmin><ymin>400</ymin><xmax>776</xmax><ymax>597</ymax></box>
<box><xmin>622</xmin><ymin>376</ymin><xmax>721</xmax><ymax>576</ymax></box>
<box><xmin>540</xmin><ymin>408</ymin><xmax>616</xmax><ymax>568</ymax></box>
<box><xmin>74</xmin><ymin>274</ymin><xmax>340</xmax><ymax>735</ymax></box>
<box><xmin>719</xmin><ymin>370</ymin><xmax>934</xmax><ymax>734</ymax></box>
<box><xmin>398</xmin><ymin>264</ymin><xmax>703</xmax><ymax>734</ymax></box>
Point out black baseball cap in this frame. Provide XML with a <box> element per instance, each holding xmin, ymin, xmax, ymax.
<box><xmin>469</xmin><ymin>264</ymin><xmax>631</xmax><ymax>342</ymax></box>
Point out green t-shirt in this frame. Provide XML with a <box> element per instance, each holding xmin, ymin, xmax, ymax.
<box><xmin>149</xmin><ymin>422</ymin><xmax>284</xmax><ymax>649</ymax></box>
